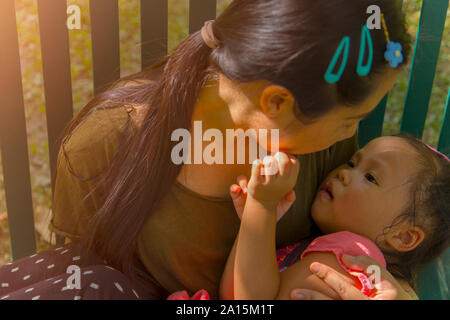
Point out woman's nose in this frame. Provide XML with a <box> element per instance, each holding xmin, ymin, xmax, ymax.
<box><xmin>337</xmin><ymin>168</ymin><xmax>351</xmax><ymax>186</ymax></box>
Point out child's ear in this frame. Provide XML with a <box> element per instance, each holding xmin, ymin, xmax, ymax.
<box><xmin>385</xmin><ymin>225</ymin><xmax>425</xmax><ymax>252</ymax></box>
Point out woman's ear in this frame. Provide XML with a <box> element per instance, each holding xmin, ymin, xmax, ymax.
<box><xmin>385</xmin><ymin>225</ymin><xmax>425</xmax><ymax>252</ymax></box>
<box><xmin>260</xmin><ymin>85</ymin><xmax>295</xmax><ymax>118</ymax></box>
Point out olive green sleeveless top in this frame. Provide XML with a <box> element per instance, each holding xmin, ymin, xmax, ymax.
<box><xmin>50</xmin><ymin>105</ymin><xmax>358</xmax><ymax>298</ymax></box>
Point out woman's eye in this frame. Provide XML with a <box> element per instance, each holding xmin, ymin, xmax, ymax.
<box><xmin>365</xmin><ymin>173</ymin><xmax>378</xmax><ymax>185</ymax></box>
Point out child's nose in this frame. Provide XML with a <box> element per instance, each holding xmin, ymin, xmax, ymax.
<box><xmin>337</xmin><ymin>168</ymin><xmax>351</xmax><ymax>186</ymax></box>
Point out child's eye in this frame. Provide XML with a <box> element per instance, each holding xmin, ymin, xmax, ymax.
<box><xmin>346</xmin><ymin>160</ymin><xmax>355</xmax><ymax>168</ymax></box>
<box><xmin>365</xmin><ymin>173</ymin><xmax>378</xmax><ymax>185</ymax></box>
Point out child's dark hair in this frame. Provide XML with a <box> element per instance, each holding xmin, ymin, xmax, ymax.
<box><xmin>380</xmin><ymin>133</ymin><xmax>450</xmax><ymax>290</ymax></box>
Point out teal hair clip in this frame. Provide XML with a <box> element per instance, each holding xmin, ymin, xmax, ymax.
<box><xmin>357</xmin><ymin>25</ymin><xmax>374</xmax><ymax>77</ymax></box>
<box><xmin>324</xmin><ymin>36</ymin><xmax>350</xmax><ymax>84</ymax></box>
<box><xmin>325</xmin><ymin>25</ymin><xmax>374</xmax><ymax>84</ymax></box>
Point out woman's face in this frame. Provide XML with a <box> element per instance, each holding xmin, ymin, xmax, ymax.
<box><xmin>222</xmin><ymin>68</ymin><xmax>400</xmax><ymax>155</ymax></box>
<box><xmin>310</xmin><ymin>136</ymin><xmax>419</xmax><ymax>242</ymax></box>
<box><xmin>280</xmin><ymin>69</ymin><xmax>400</xmax><ymax>154</ymax></box>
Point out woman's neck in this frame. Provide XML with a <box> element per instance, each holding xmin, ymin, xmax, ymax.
<box><xmin>175</xmin><ymin>77</ymin><xmax>255</xmax><ymax>198</ymax></box>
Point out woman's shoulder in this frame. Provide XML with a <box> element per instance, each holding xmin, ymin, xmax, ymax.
<box><xmin>64</xmin><ymin>106</ymin><xmax>131</xmax><ymax>154</ymax></box>
<box><xmin>59</xmin><ymin>78</ymin><xmax>156</xmax><ymax>177</ymax></box>
<box><xmin>58</xmin><ymin>104</ymin><xmax>137</xmax><ymax>179</ymax></box>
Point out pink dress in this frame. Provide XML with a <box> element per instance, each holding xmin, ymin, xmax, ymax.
<box><xmin>167</xmin><ymin>231</ymin><xmax>386</xmax><ymax>299</ymax></box>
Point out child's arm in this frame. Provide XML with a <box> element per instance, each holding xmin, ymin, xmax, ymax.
<box><xmin>275</xmin><ymin>252</ymin><xmax>353</xmax><ymax>300</ymax></box>
<box><xmin>231</xmin><ymin>153</ymin><xmax>299</xmax><ymax>300</ymax></box>
<box><xmin>234</xmin><ymin>196</ymin><xmax>280</xmax><ymax>299</ymax></box>
<box><xmin>219</xmin><ymin>183</ymin><xmax>280</xmax><ymax>299</ymax></box>
<box><xmin>219</xmin><ymin>235</ymin><xmax>238</xmax><ymax>300</ymax></box>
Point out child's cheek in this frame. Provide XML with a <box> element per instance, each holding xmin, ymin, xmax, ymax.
<box><xmin>333</xmin><ymin>190</ymin><xmax>369</xmax><ymax>228</ymax></box>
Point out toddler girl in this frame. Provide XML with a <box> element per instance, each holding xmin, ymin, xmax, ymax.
<box><xmin>218</xmin><ymin>134</ymin><xmax>449</xmax><ymax>300</ymax></box>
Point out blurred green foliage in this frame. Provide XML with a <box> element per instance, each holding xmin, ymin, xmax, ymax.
<box><xmin>0</xmin><ymin>0</ymin><xmax>448</xmax><ymax>264</ymax></box>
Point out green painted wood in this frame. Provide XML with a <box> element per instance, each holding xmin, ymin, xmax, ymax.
<box><xmin>417</xmin><ymin>90</ymin><xmax>450</xmax><ymax>300</ymax></box>
<box><xmin>0</xmin><ymin>0</ymin><xmax>37</xmax><ymax>260</ymax></box>
<box><xmin>189</xmin><ymin>0</ymin><xmax>217</xmax><ymax>35</ymax></box>
<box><xmin>418</xmin><ymin>249</ymin><xmax>449</xmax><ymax>300</ymax></box>
<box><xmin>358</xmin><ymin>96</ymin><xmax>388</xmax><ymax>148</ymax></box>
<box><xmin>90</xmin><ymin>0</ymin><xmax>121</xmax><ymax>95</ymax></box>
<box><xmin>417</xmin><ymin>89</ymin><xmax>450</xmax><ymax>300</ymax></box>
<box><xmin>400</xmin><ymin>0</ymin><xmax>448</xmax><ymax>138</ymax></box>
<box><xmin>140</xmin><ymin>0</ymin><xmax>168</xmax><ymax>69</ymax></box>
<box><xmin>437</xmin><ymin>89</ymin><xmax>450</xmax><ymax>157</ymax></box>
<box><xmin>36</xmin><ymin>0</ymin><xmax>73</xmax><ymax>247</ymax></box>
<box><xmin>36</xmin><ymin>0</ymin><xmax>74</xmax><ymax>190</ymax></box>
<box><xmin>357</xmin><ymin>0</ymin><xmax>403</xmax><ymax>148</ymax></box>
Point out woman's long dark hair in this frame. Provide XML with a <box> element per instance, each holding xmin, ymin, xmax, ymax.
<box><xmin>58</xmin><ymin>0</ymin><xmax>412</xmax><ymax>298</ymax></box>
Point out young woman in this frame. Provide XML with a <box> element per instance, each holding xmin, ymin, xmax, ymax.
<box><xmin>1</xmin><ymin>0</ymin><xmax>415</xmax><ymax>300</ymax></box>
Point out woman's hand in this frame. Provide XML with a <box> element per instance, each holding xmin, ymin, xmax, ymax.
<box><xmin>290</xmin><ymin>254</ymin><xmax>415</xmax><ymax>300</ymax></box>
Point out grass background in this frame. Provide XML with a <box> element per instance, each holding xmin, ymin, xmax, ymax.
<box><xmin>0</xmin><ymin>0</ymin><xmax>449</xmax><ymax>265</ymax></box>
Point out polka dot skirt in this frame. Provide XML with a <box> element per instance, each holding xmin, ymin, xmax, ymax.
<box><xmin>0</xmin><ymin>243</ymin><xmax>142</xmax><ymax>300</ymax></box>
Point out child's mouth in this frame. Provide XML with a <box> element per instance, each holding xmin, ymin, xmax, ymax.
<box><xmin>319</xmin><ymin>181</ymin><xmax>334</xmax><ymax>200</ymax></box>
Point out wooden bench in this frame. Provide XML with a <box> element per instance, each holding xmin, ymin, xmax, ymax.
<box><xmin>0</xmin><ymin>0</ymin><xmax>448</xmax><ymax>299</ymax></box>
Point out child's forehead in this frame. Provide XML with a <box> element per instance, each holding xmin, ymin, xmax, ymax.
<box><xmin>363</xmin><ymin>136</ymin><xmax>416</xmax><ymax>157</ymax></box>
<box><xmin>358</xmin><ymin>136</ymin><xmax>419</xmax><ymax>173</ymax></box>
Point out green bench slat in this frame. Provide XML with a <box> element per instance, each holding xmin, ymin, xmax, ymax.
<box><xmin>358</xmin><ymin>96</ymin><xmax>388</xmax><ymax>147</ymax></box>
<box><xmin>36</xmin><ymin>0</ymin><xmax>74</xmax><ymax>189</ymax></box>
<box><xmin>0</xmin><ymin>0</ymin><xmax>37</xmax><ymax>260</ymax></box>
<box><xmin>189</xmin><ymin>0</ymin><xmax>217</xmax><ymax>35</ymax></box>
<box><xmin>400</xmin><ymin>0</ymin><xmax>448</xmax><ymax>138</ymax></box>
<box><xmin>437</xmin><ymin>89</ymin><xmax>450</xmax><ymax>156</ymax></box>
<box><xmin>358</xmin><ymin>0</ymin><xmax>403</xmax><ymax>148</ymax></box>
<box><xmin>418</xmin><ymin>249</ymin><xmax>449</xmax><ymax>300</ymax></box>
<box><xmin>140</xmin><ymin>0</ymin><xmax>169</xmax><ymax>69</ymax></box>
<box><xmin>417</xmin><ymin>88</ymin><xmax>450</xmax><ymax>300</ymax></box>
<box><xmin>90</xmin><ymin>0</ymin><xmax>121</xmax><ymax>95</ymax></box>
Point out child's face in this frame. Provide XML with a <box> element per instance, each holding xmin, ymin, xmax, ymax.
<box><xmin>311</xmin><ymin>136</ymin><xmax>419</xmax><ymax>242</ymax></box>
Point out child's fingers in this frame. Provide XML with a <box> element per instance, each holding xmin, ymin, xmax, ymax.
<box><xmin>236</xmin><ymin>175</ymin><xmax>249</xmax><ymax>194</ymax></box>
<box><xmin>229</xmin><ymin>184</ymin><xmax>241</xmax><ymax>200</ymax></box>
<box><xmin>229</xmin><ymin>184</ymin><xmax>245</xmax><ymax>220</ymax></box>
<box><xmin>288</xmin><ymin>155</ymin><xmax>300</xmax><ymax>177</ymax></box>
<box><xmin>262</xmin><ymin>156</ymin><xmax>278</xmax><ymax>177</ymax></box>
<box><xmin>285</xmin><ymin>189</ymin><xmax>296</xmax><ymax>203</ymax></box>
<box><xmin>274</xmin><ymin>152</ymin><xmax>290</xmax><ymax>176</ymax></box>
<box><xmin>251</xmin><ymin>159</ymin><xmax>264</xmax><ymax>184</ymax></box>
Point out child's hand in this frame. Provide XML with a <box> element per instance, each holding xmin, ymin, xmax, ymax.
<box><xmin>248</xmin><ymin>152</ymin><xmax>299</xmax><ymax>207</ymax></box>
<box><xmin>230</xmin><ymin>175</ymin><xmax>249</xmax><ymax>220</ymax></box>
<box><xmin>230</xmin><ymin>152</ymin><xmax>299</xmax><ymax>221</ymax></box>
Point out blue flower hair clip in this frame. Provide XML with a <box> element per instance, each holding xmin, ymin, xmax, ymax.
<box><xmin>385</xmin><ymin>42</ymin><xmax>404</xmax><ymax>68</ymax></box>
<box><xmin>381</xmin><ymin>13</ymin><xmax>403</xmax><ymax>68</ymax></box>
